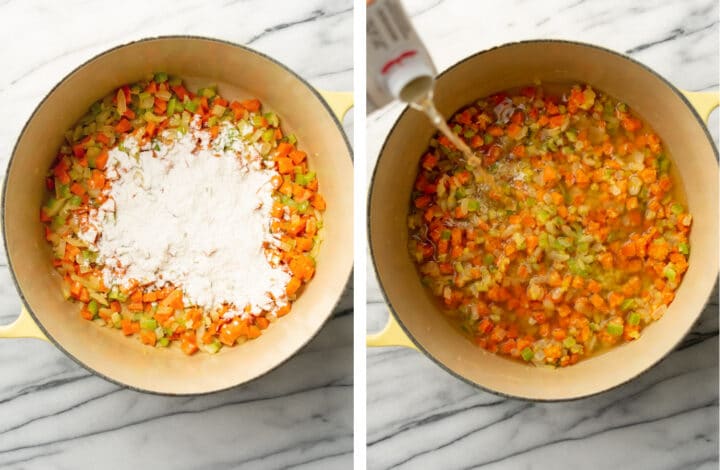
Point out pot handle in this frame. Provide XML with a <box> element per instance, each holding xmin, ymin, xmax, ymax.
<box><xmin>0</xmin><ymin>187</ymin><xmax>47</xmax><ymax>341</ymax></box>
<box><xmin>0</xmin><ymin>306</ymin><xmax>48</xmax><ymax>341</ymax></box>
<box><xmin>366</xmin><ymin>311</ymin><xmax>417</xmax><ymax>349</ymax></box>
<box><xmin>318</xmin><ymin>90</ymin><xmax>354</xmax><ymax>122</ymax></box>
<box><xmin>681</xmin><ymin>89</ymin><xmax>719</xmax><ymax>123</ymax></box>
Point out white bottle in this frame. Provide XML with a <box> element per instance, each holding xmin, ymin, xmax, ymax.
<box><xmin>366</xmin><ymin>0</ymin><xmax>437</xmax><ymax>112</ymax></box>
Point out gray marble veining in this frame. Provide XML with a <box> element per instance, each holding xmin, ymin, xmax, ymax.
<box><xmin>0</xmin><ymin>1</ymin><xmax>353</xmax><ymax>469</ymax></box>
<box><xmin>367</xmin><ymin>0</ymin><xmax>718</xmax><ymax>468</ymax></box>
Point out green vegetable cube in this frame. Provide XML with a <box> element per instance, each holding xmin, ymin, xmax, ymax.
<box><xmin>521</xmin><ymin>347</ymin><xmax>534</xmax><ymax>361</ymax></box>
<box><xmin>606</xmin><ymin>323</ymin><xmax>624</xmax><ymax>336</ymax></box>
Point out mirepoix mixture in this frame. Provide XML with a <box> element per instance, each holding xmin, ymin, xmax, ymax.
<box><xmin>407</xmin><ymin>84</ymin><xmax>691</xmax><ymax>367</ymax></box>
<box><xmin>41</xmin><ymin>73</ymin><xmax>325</xmax><ymax>355</ymax></box>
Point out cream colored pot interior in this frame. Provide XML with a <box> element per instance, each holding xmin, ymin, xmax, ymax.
<box><xmin>370</xmin><ymin>41</ymin><xmax>718</xmax><ymax>400</ymax></box>
<box><xmin>4</xmin><ymin>37</ymin><xmax>353</xmax><ymax>394</ymax></box>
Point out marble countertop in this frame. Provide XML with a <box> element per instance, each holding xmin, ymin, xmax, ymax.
<box><xmin>0</xmin><ymin>1</ymin><xmax>353</xmax><ymax>469</ymax></box>
<box><xmin>367</xmin><ymin>0</ymin><xmax>719</xmax><ymax>468</ymax></box>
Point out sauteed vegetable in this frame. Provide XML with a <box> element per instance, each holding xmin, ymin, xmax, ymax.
<box><xmin>41</xmin><ymin>73</ymin><xmax>325</xmax><ymax>354</ymax></box>
<box><xmin>407</xmin><ymin>84</ymin><xmax>690</xmax><ymax>367</ymax></box>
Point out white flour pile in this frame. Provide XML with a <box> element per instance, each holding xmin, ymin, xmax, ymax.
<box><xmin>79</xmin><ymin>122</ymin><xmax>290</xmax><ymax>317</ymax></box>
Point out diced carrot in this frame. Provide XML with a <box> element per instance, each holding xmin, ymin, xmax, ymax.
<box><xmin>277</xmin><ymin>305</ymin><xmax>291</xmax><ymax>317</ymax></box>
<box><xmin>311</xmin><ymin>193</ymin><xmax>326</xmax><ymax>210</ymax></box>
<box><xmin>598</xmin><ymin>252</ymin><xmax>613</xmax><ymax>270</ymax></box>
<box><xmin>543</xmin><ymin>166</ymin><xmax>558</xmax><ymax>185</ymax></box>
<box><xmin>88</xmin><ymin>169</ymin><xmax>106</xmax><ymax>190</ymax></box>
<box><xmin>247</xmin><ymin>325</ymin><xmax>262</xmax><ymax>339</ymax></box>
<box><xmin>548</xmin><ymin>114</ymin><xmax>566</xmax><ymax>128</ymax></box>
<box><xmin>80</xmin><ymin>306</ymin><xmax>94</xmax><ymax>320</ymax></box>
<box><xmin>140</xmin><ymin>330</ymin><xmax>157</xmax><ymax>346</ymax></box>
<box><xmin>160</xmin><ymin>289</ymin><xmax>184</xmax><ymax>309</ymax></box>
<box><xmin>296</xmin><ymin>237</ymin><xmax>313</xmax><ymax>252</ymax></box>
<box><xmin>487</xmin><ymin>126</ymin><xmax>504</xmax><ymax>136</ymax></box>
<box><xmin>276</xmin><ymin>142</ymin><xmax>293</xmax><ymax>159</ymax></box>
<box><xmin>608</xmin><ymin>291</ymin><xmax>624</xmax><ymax>308</ymax></box>
<box><xmin>70</xmin><ymin>182</ymin><xmax>86</xmax><ymax>196</ymax></box>
<box><xmin>277</xmin><ymin>157</ymin><xmax>294</xmax><ymax>174</ymax></box>
<box><xmin>590</xmin><ymin>293</ymin><xmax>606</xmax><ymax>310</ymax></box>
<box><xmin>286</xmin><ymin>276</ymin><xmax>302</xmax><ymax>296</ymax></box>
<box><xmin>181</xmin><ymin>338</ymin><xmax>198</xmax><ymax>355</ymax></box>
<box><xmin>121</xmin><ymin>319</ymin><xmax>140</xmax><ymax>336</ymax></box>
<box><xmin>290</xmin><ymin>150</ymin><xmax>307</xmax><ymax>164</ymax></box>
<box><xmin>115</xmin><ymin>118</ymin><xmax>132</xmax><ymax>133</ymax></box>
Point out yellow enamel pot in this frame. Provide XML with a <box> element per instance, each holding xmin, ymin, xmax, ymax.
<box><xmin>368</xmin><ymin>40</ymin><xmax>718</xmax><ymax>401</ymax></box>
<box><xmin>1</xmin><ymin>36</ymin><xmax>353</xmax><ymax>395</ymax></box>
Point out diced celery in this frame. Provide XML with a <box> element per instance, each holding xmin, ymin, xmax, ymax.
<box><xmin>262</xmin><ymin>129</ymin><xmax>275</xmax><ymax>142</ymax></box>
<box><xmin>620</xmin><ymin>298</ymin><xmax>635</xmax><ymax>311</ymax></box>
<box><xmin>567</xmin><ymin>259</ymin><xmax>587</xmax><ymax>276</ymax></box>
<box><xmin>538</xmin><ymin>232</ymin><xmax>549</xmax><ymax>249</ymax></box>
<box><xmin>521</xmin><ymin>347</ymin><xmax>534</xmax><ymax>361</ymax></box>
<box><xmin>562</xmin><ymin>337</ymin><xmax>576</xmax><ymax>348</ymax></box>
<box><xmin>56</xmin><ymin>184</ymin><xmax>71</xmax><ymax>199</ymax></box>
<box><xmin>512</xmin><ymin>232</ymin><xmax>526</xmax><ymax>249</ymax></box>
<box><xmin>140</xmin><ymin>318</ymin><xmax>157</xmax><ymax>330</ymax></box>
<box><xmin>663</xmin><ymin>264</ymin><xmax>676</xmax><ymax>282</ymax></box>
<box><xmin>51</xmin><ymin>215</ymin><xmax>67</xmax><ymax>230</ymax></box>
<box><xmin>108</xmin><ymin>286</ymin><xmax>129</xmax><ymax>302</ymax></box>
<box><xmin>168</xmin><ymin>76</ymin><xmax>182</xmax><ymax>87</ymax></box>
<box><xmin>157</xmin><ymin>337</ymin><xmax>170</xmax><ymax>347</ymax></box>
<box><xmin>154</xmin><ymin>72</ymin><xmax>168</xmax><ymax>83</ymax></box>
<box><xmin>184</xmin><ymin>99</ymin><xmax>199</xmax><ymax>113</ymax></box>
<box><xmin>483</xmin><ymin>254</ymin><xmax>495</xmax><ymax>265</ymax></box>
<box><xmin>205</xmin><ymin>339</ymin><xmax>222</xmax><ymax>354</ymax></box>
<box><xmin>537</xmin><ymin>210</ymin><xmax>550</xmax><ymax>223</ymax></box>
<box><xmin>678</xmin><ymin>242</ymin><xmax>689</xmax><ymax>255</ymax></box>
<box><xmin>295</xmin><ymin>172</ymin><xmax>316</xmax><ymax>186</ymax></box>
<box><xmin>200</xmin><ymin>86</ymin><xmax>217</xmax><ymax>99</ymax></box>
<box><xmin>68</xmin><ymin>195</ymin><xmax>82</xmax><ymax>207</ymax></box>
<box><xmin>484</xmin><ymin>134</ymin><xmax>493</xmax><ymax>145</ymax></box>
<box><xmin>210</xmin><ymin>104</ymin><xmax>225</xmax><ymax>117</ymax></box>
<box><xmin>441</xmin><ymin>230</ymin><xmax>451</xmax><ymax>240</ymax></box>
<box><xmin>287</xmin><ymin>134</ymin><xmax>297</xmax><ymax>145</ymax></box>
<box><xmin>658</xmin><ymin>155</ymin><xmax>670</xmax><ymax>173</ymax></box>
<box><xmin>606</xmin><ymin>323</ymin><xmax>624</xmax><ymax>336</ymax></box>
<box><xmin>88</xmin><ymin>300</ymin><xmax>99</xmax><ymax>316</ymax></box>
<box><xmin>627</xmin><ymin>312</ymin><xmax>641</xmax><ymax>326</ymax></box>
<box><xmin>670</xmin><ymin>203</ymin><xmax>683</xmax><ymax>215</ymax></box>
<box><xmin>297</xmin><ymin>200</ymin><xmax>310</xmax><ymax>213</ymax></box>
<box><xmin>44</xmin><ymin>197</ymin><xmax>66</xmax><ymax>218</ymax></box>
<box><xmin>467</xmin><ymin>199</ymin><xmax>480</xmax><ymax>212</ymax></box>
<box><xmin>264</xmin><ymin>112</ymin><xmax>279</xmax><ymax>127</ymax></box>
<box><xmin>167</xmin><ymin>97</ymin><xmax>177</xmax><ymax>116</ymax></box>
